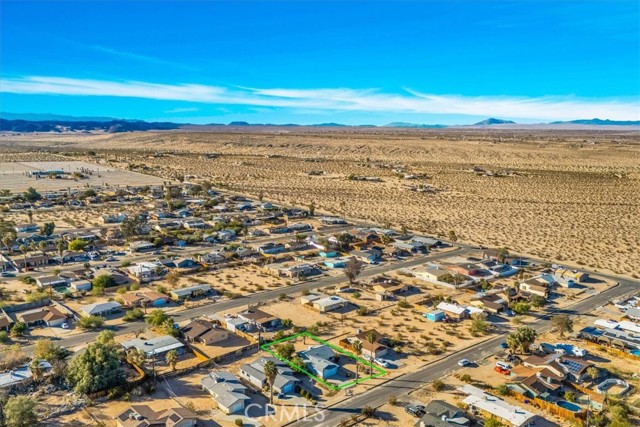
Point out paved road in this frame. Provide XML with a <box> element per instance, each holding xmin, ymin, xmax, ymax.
<box><xmin>22</xmin><ymin>248</ymin><xmax>461</xmax><ymax>353</ymax></box>
<box><xmin>288</xmin><ymin>279</ymin><xmax>640</xmax><ymax>427</ymax></box>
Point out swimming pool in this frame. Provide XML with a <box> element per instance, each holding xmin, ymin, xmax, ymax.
<box><xmin>556</xmin><ymin>400</ymin><xmax>581</xmax><ymax>412</ymax></box>
<box><xmin>630</xmin><ymin>349</ymin><xmax>640</xmax><ymax>357</ymax></box>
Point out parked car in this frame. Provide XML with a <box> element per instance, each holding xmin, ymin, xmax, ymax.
<box><xmin>458</xmin><ymin>359</ymin><xmax>472</xmax><ymax>367</ymax></box>
<box><xmin>494</xmin><ymin>366</ymin><xmax>510</xmax><ymax>375</ymax></box>
<box><xmin>496</xmin><ymin>361</ymin><xmax>512</xmax><ymax>370</ymax></box>
<box><xmin>374</xmin><ymin>358</ymin><xmax>390</xmax><ymax>368</ymax></box>
<box><xmin>0</xmin><ymin>271</ymin><xmax>16</xmax><ymax>277</ymax></box>
<box><xmin>61</xmin><ymin>323</ymin><xmax>69</xmax><ymax>329</ymax></box>
<box><xmin>405</xmin><ymin>405</ymin><xmax>425</xmax><ymax>417</ymax></box>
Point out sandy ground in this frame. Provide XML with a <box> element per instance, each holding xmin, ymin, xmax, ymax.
<box><xmin>1</xmin><ymin>129</ymin><xmax>638</xmax><ymax>278</ymax></box>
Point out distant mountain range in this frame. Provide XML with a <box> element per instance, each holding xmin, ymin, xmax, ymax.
<box><xmin>473</xmin><ymin>118</ymin><xmax>516</xmax><ymax>125</ymax></box>
<box><xmin>0</xmin><ymin>113</ymin><xmax>638</xmax><ymax>133</ymax></box>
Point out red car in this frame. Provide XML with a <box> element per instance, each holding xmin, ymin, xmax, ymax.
<box><xmin>494</xmin><ymin>366</ymin><xmax>510</xmax><ymax>375</ymax></box>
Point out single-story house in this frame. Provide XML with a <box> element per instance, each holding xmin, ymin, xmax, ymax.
<box><xmin>413</xmin><ymin>267</ymin><xmax>452</xmax><ymax>283</ymax></box>
<box><xmin>15</xmin><ymin>223</ymin><xmax>39</xmax><ymax>233</ymax></box>
<box><xmin>13</xmin><ymin>253</ymin><xmax>49</xmax><ymax>270</ymax></box>
<box><xmin>115</xmin><ymin>405</ymin><xmax>197</xmax><ymax>427</ymax></box>
<box><xmin>182</xmin><ymin>319</ymin><xmax>229</xmax><ymax>345</ymax></box>
<box><xmin>79</xmin><ymin>301</ymin><xmax>123</xmax><ymax>317</ymax></box>
<box><xmin>198</xmin><ymin>251</ymin><xmax>227</xmax><ymax>265</ymax></box>
<box><xmin>278</xmin><ymin>263</ymin><xmax>320</xmax><ymax>278</ymax></box>
<box><xmin>121</xmin><ymin>291</ymin><xmax>169</xmax><ymax>308</ymax></box>
<box><xmin>258</xmin><ymin>242</ymin><xmax>286</xmax><ymax>255</ymax></box>
<box><xmin>239</xmin><ymin>357</ymin><xmax>299</xmax><ymax>394</ymax></box>
<box><xmin>122</xmin><ymin>335</ymin><xmax>185</xmax><ymax>358</ymax></box>
<box><xmin>436</xmin><ymin>302</ymin><xmax>468</xmax><ymax>320</ymax></box>
<box><xmin>182</xmin><ymin>218</ymin><xmax>208</xmax><ymax>229</ymax></box>
<box><xmin>128</xmin><ymin>240</ymin><xmax>156</xmax><ymax>253</ymax></box>
<box><xmin>351</xmin><ymin>249</ymin><xmax>382</xmax><ymax>264</ymax></box>
<box><xmin>299</xmin><ymin>345</ymin><xmax>339</xmax><ymax>379</ymax></box>
<box><xmin>371</xmin><ymin>278</ymin><xmax>408</xmax><ymax>295</ymax></box>
<box><xmin>414</xmin><ymin>400</ymin><xmax>471</xmax><ymax>427</ymax></box>
<box><xmin>319</xmin><ymin>250</ymin><xmax>339</xmax><ymax>258</ymax></box>
<box><xmin>127</xmin><ymin>262</ymin><xmax>166</xmax><ymax>283</ymax></box>
<box><xmin>169</xmin><ymin>284</ymin><xmax>213</xmax><ymax>301</ymax></box>
<box><xmin>354</xmin><ymin>329</ymin><xmax>389</xmax><ymax>358</ymax></box>
<box><xmin>201</xmin><ymin>371</ymin><xmax>250</xmax><ymax>415</ymax></box>
<box><xmin>69</xmin><ymin>280</ymin><xmax>92</xmax><ymax>292</ymax></box>
<box><xmin>312</xmin><ymin>295</ymin><xmax>348</xmax><ymax>313</ymax></box>
<box><xmin>36</xmin><ymin>275</ymin><xmax>70</xmax><ymax>289</ymax></box>
<box><xmin>519</xmin><ymin>278</ymin><xmax>550</xmax><ymax>298</ymax></box>
<box><xmin>324</xmin><ymin>257</ymin><xmax>350</xmax><ymax>269</ymax></box>
<box><xmin>459</xmin><ymin>384</ymin><xmax>538</xmax><ymax>427</ymax></box>
<box><xmin>15</xmin><ymin>306</ymin><xmax>68</xmax><ymax>327</ymax></box>
<box><xmin>238</xmin><ymin>308</ymin><xmax>281</xmax><ymax>331</ymax></box>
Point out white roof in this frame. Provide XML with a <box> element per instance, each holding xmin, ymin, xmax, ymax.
<box><xmin>314</xmin><ymin>295</ymin><xmax>347</xmax><ymax>308</ymax></box>
<box><xmin>459</xmin><ymin>385</ymin><xmax>536</xmax><ymax>427</ymax></box>
<box><xmin>437</xmin><ymin>302</ymin><xmax>466</xmax><ymax>315</ymax></box>
<box><xmin>80</xmin><ymin>301</ymin><xmax>122</xmax><ymax>315</ymax></box>
<box><xmin>595</xmin><ymin>319</ymin><xmax>620</xmax><ymax>329</ymax></box>
<box><xmin>618</xmin><ymin>320</ymin><xmax>640</xmax><ymax>334</ymax></box>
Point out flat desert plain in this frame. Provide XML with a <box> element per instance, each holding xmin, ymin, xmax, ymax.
<box><xmin>1</xmin><ymin>128</ymin><xmax>638</xmax><ymax>277</ymax></box>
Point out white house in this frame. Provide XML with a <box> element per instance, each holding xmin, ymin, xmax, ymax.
<box><xmin>201</xmin><ymin>371</ymin><xmax>250</xmax><ymax>414</ymax></box>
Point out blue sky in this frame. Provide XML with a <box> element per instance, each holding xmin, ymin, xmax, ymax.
<box><xmin>1</xmin><ymin>0</ymin><xmax>639</xmax><ymax>124</ymax></box>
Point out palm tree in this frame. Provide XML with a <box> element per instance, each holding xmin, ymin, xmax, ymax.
<box><xmin>352</xmin><ymin>340</ymin><xmax>362</xmax><ymax>383</ymax></box>
<box><xmin>264</xmin><ymin>360</ymin><xmax>278</xmax><ymax>404</ymax></box>
<box><xmin>365</xmin><ymin>331</ymin><xmax>377</xmax><ymax>375</ymax></box>
<box><xmin>29</xmin><ymin>359</ymin><xmax>43</xmax><ymax>382</ymax></box>
<box><xmin>56</xmin><ymin>239</ymin><xmax>65</xmax><ymax>264</ymax></box>
<box><xmin>1</xmin><ymin>233</ymin><xmax>15</xmax><ymax>252</ymax></box>
<box><xmin>37</xmin><ymin>241</ymin><xmax>47</xmax><ymax>257</ymax></box>
<box><xmin>19</xmin><ymin>244</ymin><xmax>28</xmax><ymax>271</ymax></box>
<box><xmin>165</xmin><ymin>349</ymin><xmax>179</xmax><ymax>371</ymax></box>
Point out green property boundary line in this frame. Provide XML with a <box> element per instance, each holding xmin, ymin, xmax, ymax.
<box><xmin>260</xmin><ymin>331</ymin><xmax>387</xmax><ymax>391</ymax></box>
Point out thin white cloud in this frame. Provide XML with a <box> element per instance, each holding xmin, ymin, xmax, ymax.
<box><xmin>164</xmin><ymin>107</ymin><xmax>200</xmax><ymax>114</ymax></box>
<box><xmin>2</xmin><ymin>75</ymin><xmax>638</xmax><ymax>121</ymax></box>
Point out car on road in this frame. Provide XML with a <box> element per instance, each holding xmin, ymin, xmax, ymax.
<box><xmin>500</xmin><ymin>342</ymin><xmax>508</xmax><ymax>349</ymax></box>
<box><xmin>105</xmin><ymin>256</ymin><xmax>116</xmax><ymax>262</ymax></box>
<box><xmin>61</xmin><ymin>323</ymin><xmax>69</xmax><ymax>329</ymax></box>
<box><xmin>374</xmin><ymin>358</ymin><xmax>391</xmax><ymax>368</ymax></box>
<box><xmin>458</xmin><ymin>359</ymin><xmax>472</xmax><ymax>367</ymax></box>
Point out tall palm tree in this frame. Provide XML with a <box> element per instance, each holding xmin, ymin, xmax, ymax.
<box><xmin>264</xmin><ymin>360</ymin><xmax>278</xmax><ymax>405</ymax></box>
<box><xmin>19</xmin><ymin>244</ymin><xmax>28</xmax><ymax>271</ymax></box>
<box><xmin>56</xmin><ymin>240</ymin><xmax>65</xmax><ymax>264</ymax></box>
<box><xmin>365</xmin><ymin>331</ymin><xmax>377</xmax><ymax>375</ymax></box>
<box><xmin>165</xmin><ymin>350</ymin><xmax>179</xmax><ymax>371</ymax></box>
<box><xmin>29</xmin><ymin>359</ymin><xmax>43</xmax><ymax>382</ymax></box>
<box><xmin>352</xmin><ymin>340</ymin><xmax>362</xmax><ymax>383</ymax></box>
<box><xmin>37</xmin><ymin>241</ymin><xmax>47</xmax><ymax>257</ymax></box>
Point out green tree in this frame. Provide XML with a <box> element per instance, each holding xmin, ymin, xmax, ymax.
<box><xmin>275</xmin><ymin>343</ymin><xmax>296</xmax><ymax>360</ymax></box>
<box><xmin>470</xmin><ymin>315</ymin><xmax>490</xmax><ymax>335</ymax></box>
<box><xmin>120</xmin><ymin>216</ymin><xmax>147</xmax><ymax>239</ymax></box>
<box><xmin>92</xmin><ymin>274</ymin><xmax>116</xmax><ymax>289</ymax></box>
<box><xmin>67</xmin><ymin>238</ymin><xmax>87</xmax><ymax>251</ymax></box>
<box><xmin>39</xmin><ymin>222</ymin><xmax>55</xmax><ymax>237</ymax></box>
<box><xmin>509</xmin><ymin>301</ymin><xmax>531</xmax><ymax>315</ymax></box>
<box><xmin>9</xmin><ymin>321</ymin><xmax>27</xmax><ymax>338</ymax></box>
<box><xmin>365</xmin><ymin>331</ymin><xmax>377</xmax><ymax>375</ymax></box>
<box><xmin>352</xmin><ymin>340</ymin><xmax>362</xmax><ymax>382</ymax></box>
<box><xmin>33</xmin><ymin>339</ymin><xmax>69</xmax><ymax>362</ymax></box>
<box><xmin>448</xmin><ymin>230</ymin><xmax>458</xmax><ymax>243</ymax></box>
<box><xmin>551</xmin><ymin>314</ymin><xmax>573</xmax><ymax>338</ymax></box>
<box><xmin>66</xmin><ymin>340</ymin><xmax>125</xmax><ymax>394</ymax></box>
<box><xmin>146</xmin><ymin>309</ymin><xmax>171</xmax><ymax>327</ymax></box>
<box><xmin>530</xmin><ymin>295</ymin><xmax>547</xmax><ymax>308</ymax></box>
<box><xmin>29</xmin><ymin>359</ymin><xmax>44</xmax><ymax>382</ymax></box>
<box><xmin>506</xmin><ymin>326</ymin><xmax>537</xmax><ymax>354</ymax></box>
<box><xmin>496</xmin><ymin>247</ymin><xmax>510</xmax><ymax>263</ymax></box>
<box><xmin>96</xmin><ymin>330</ymin><xmax>115</xmax><ymax>344</ymax></box>
<box><xmin>23</xmin><ymin>187</ymin><xmax>41</xmax><ymax>202</ymax></box>
<box><xmin>123</xmin><ymin>308</ymin><xmax>145</xmax><ymax>321</ymax></box>
<box><xmin>77</xmin><ymin>315</ymin><xmax>105</xmax><ymax>330</ymax></box>
<box><xmin>165</xmin><ymin>349</ymin><xmax>179</xmax><ymax>371</ymax></box>
<box><xmin>4</xmin><ymin>395</ymin><xmax>37</xmax><ymax>427</ymax></box>
<box><xmin>264</xmin><ymin>360</ymin><xmax>278</xmax><ymax>404</ymax></box>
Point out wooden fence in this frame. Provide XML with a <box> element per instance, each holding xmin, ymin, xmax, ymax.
<box><xmin>510</xmin><ymin>390</ymin><xmax>586</xmax><ymax>423</ymax></box>
<box><xmin>582</xmin><ymin>341</ymin><xmax>640</xmax><ymax>362</ymax></box>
